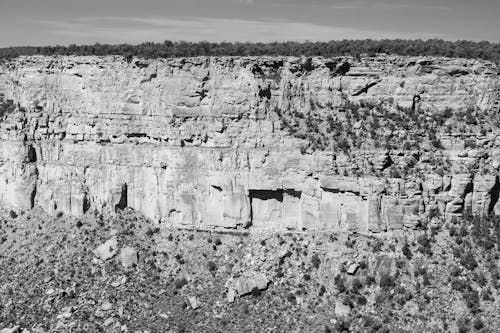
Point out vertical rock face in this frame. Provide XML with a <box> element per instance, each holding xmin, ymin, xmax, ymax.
<box><xmin>0</xmin><ymin>55</ymin><xmax>498</xmax><ymax>232</ymax></box>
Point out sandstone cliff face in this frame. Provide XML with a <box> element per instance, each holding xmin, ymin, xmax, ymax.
<box><xmin>0</xmin><ymin>55</ymin><xmax>498</xmax><ymax>233</ymax></box>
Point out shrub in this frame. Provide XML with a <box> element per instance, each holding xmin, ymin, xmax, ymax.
<box><xmin>450</xmin><ymin>278</ymin><xmax>467</xmax><ymax>292</ymax></box>
<box><xmin>311</xmin><ymin>254</ymin><xmax>321</xmax><ymax>269</ymax></box>
<box><xmin>463</xmin><ymin>289</ymin><xmax>480</xmax><ymax>312</ymax></box>
<box><xmin>460</xmin><ymin>251</ymin><xmax>478</xmax><ymax>271</ymax></box>
<box><xmin>207</xmin><ymin>261</ymin><xmax>217</xmax><ymax>272</ymax></box>
<box><xmin>351</xmin><ymin>278</ymin><xmax>362</xmax><ymax>293</ymax></box>
<box><xmin>334</xmin><ymin>275</ymin><xmax>346</xmax><ymax>293</ymax></box>
<box><xmin>9</xmin><ymin>210</ymin><xmax>17</xmax><ymax>219</ymax></box>
<box><xmin>174</xmin><ymin>254</ymin><xmax>185</xmax><ymax>265</ymax></box>
<box><xmin>174</xmin><ymin>277</ymin><xmax>188</xmax><ymax>289</ymax></box>
<box><xmin>417</xmin><ymin>234</ymin><xmax>431</xmax><ymax>248</ymax></box>
<box><xmin>250</xmin><ymin>287</ymin><xmax>262</xmax><ymax>297</ymax></box>
<box><xmin>402</xmin><ymin>243</ymin><xmax>412</xmax><ymax>259</ymax></box>
<box><xmin>379</xmin><ymin>273</ymin><xmax>395</xmax><ymax>290</ymax></box>
<box><xmin>472</xmin><ymin>317</ymin><xmax>484</xmax><ymax>330</ymax></box>
<box><xmin>457</xmin><ymin>317</ymin><xmax>469</xmax><ymax>333</ymax></box>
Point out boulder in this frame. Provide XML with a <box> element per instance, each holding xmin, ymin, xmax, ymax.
<box><xmin>346</xmin><ymin>263</ymin><xmax>359</xmax><ymax>275</ymax></box>
<box><xmin>120</xmin><ymin>247</ymin><xmax>138</xmax><ymax>268</ymax></box>
<box><xmin>335</xmin><ymin>300</ymin><xmax>351</xmax><ymax>317</ymax></box>
<box><xmin>227</xmin><ymin>273</ymin><xmax>269</xmax><ymax>297</ymax></box>
<box><xmin>188</xmin><ymin>296</ymin><xmax>200</xmax><ymax>310</ymax></box>
<box><xmin>93</xmin><ymin>237</ymin><xmax>119</xmax><ymax>260</ymax></box>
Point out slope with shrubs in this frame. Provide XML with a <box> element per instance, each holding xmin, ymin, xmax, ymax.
<box><xmin>1</xmin><ymin>207</ymin><xmax>500</xmax><ymax>332</ymax></box>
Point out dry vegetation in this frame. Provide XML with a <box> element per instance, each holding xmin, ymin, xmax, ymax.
<box><xmin>1</xmin><ymin>208</ymin><xmax>500</xmax><ymax>332</ymax></box>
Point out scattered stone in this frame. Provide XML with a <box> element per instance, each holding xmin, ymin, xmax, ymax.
<box><xmin>103</xmin><ymin>318</ymin><xmax>114</xmax><ymax>327</ymax></box>
<box><xmin>335</xmin><ymin>300</ymin><xmax>351</xmax><ymax>317</ymax></box>
<box><xmin>93</xmin><ymin>237</ymin><xmax>119</xmax><ymax>260</ymax></box>
<box><xmin>188</xmin><ymin>296</ymin><xmax>200</xmax><ymax>310</ymax></box>
<box><xmin>120</xmin><ymin>247</ymin><xmax>138</xmax><ymax>268</ymax></box>
<box><xmin>227</xmin><ymin>288</ymin><xmax>236</xmax><ymax>303</ymax></box>
<box><xmin>347</xmin><ymin>263</ymin><xmax>359</xmax><ymax>275</ymax></box>
<box><xmin>56</xmin><ymin>306</ymin><xmax>74</xmax><ymax>319</ymax></box>
<box><xmin>101</xmin><ymin>301</ymin><xmax>113</xmax><ymax>311</ymax></box>
<box><xmin>0</xmin><ymin>326</ymin><xmax>20</xmax><ymax>333</ymax></box>
<box><xmin>227</xmin><ymin>273</ymin><xmax>269</xmax><ymax>297</ymax></box>
<box><xmin>111</xmin><ymin>280</ymin><xmax>122</xmax><ymax>288</ymax></box>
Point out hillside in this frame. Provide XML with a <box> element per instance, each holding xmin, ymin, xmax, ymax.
<box><xmin>0</xmin><ymin>53</ymin><xmax>499</xmax><ymax>332</ymax></box>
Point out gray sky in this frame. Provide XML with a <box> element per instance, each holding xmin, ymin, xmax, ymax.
<box><xmin>1</xmin><ymin>0</ymin><xmax>499</xmax><ymax>47</ymax></box>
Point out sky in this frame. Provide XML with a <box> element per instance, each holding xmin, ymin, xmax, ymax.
<box><xmin>0</xmin><ymin>0</ymin><xmax>499</xmax><ymax>47</ymax></box>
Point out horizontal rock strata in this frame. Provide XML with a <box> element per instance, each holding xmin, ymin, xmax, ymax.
<box><xmin>0</xmin><ymin>55</ymin><xmax>498</xmax><ymax>233</ymax></box>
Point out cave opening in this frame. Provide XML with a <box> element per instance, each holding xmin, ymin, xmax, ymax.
<box><xmin>248</xmin><ymin>189</ymin><xmax>284</xmax><ymax>225</ymax></box>
<box><xmin>488</xmin><ymin>177</ymin><xmax>500</xmax><ymax>214</ymax></box>
<box><xmin>115</xmin><ymin>184</ymin><xmax>128</xmax><ymax>212</ymax></box>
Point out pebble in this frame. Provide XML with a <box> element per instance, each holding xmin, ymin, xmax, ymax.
<box><xmin>120</xmin><ymin>247</ymin><xmax>138</xmax><ymax>268</ymax></box>
<box><xmin>102</xmin><ymin>301</ymin><xmax>113</xmax><ymax>311</ymax></box>
<box><xmin>93</xmin><ymin>237</ymin><xmax>119</xmax><ymax>260</ymax></box>
<box><xmin>0</xmin><ymin>326</ymin><xmax>20</xmax><ymax>333</ymax></box>
<box><xmin>188</xmin><ymin>296</ymin><xmax>200</xmax><ymax>310</ymax></box>
<box><xmin>103</xmin><ymin>318</ymin><xmax>114</xmax><ymax>326</ymax></box>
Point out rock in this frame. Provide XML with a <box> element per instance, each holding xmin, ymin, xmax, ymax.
<box><xmin>56</xmin><ymin>306</ymin><xmax>74</xmax><ymax>319</ymax></box>
<box><xmin>372</xmin><ymin>256</ymin><xmax>398</xmax><ymax>283</ymax></box>
<box><xmin>120</xmin><ymin>247</ymin><xmax>138</xmax><ymax>268</ymax></box>
<box><xmin>93</xmin><ymin>238</ymin><xmax>119</xmax><ymax>260</ymax></box>
<box><xmin>227</xmin><ymin>288</ymin><xmax>236</xmax><ymax>303</ymax></box>
<box><xmin>227</xmin><ymin>273</ymin><xmax>269</xmax><ymax>297</ymax></box>
<box><xmin>335</xmin><ymin>301</ymin><xmax>351</xmax><ymax>317</ymax></box>
<box><xmin>346</xmin><ymin>263</ymin><xmax>359</xmax><ymax>275</ymax></box>
<box><xmin>0</xmin><ymin>55</ymin><xmax>497</xmax><ymax>234</ymax></box>
<box><xmin>103</xmin><ymin>318</ymin><xmax>114</xmax><ymax>327</ymax></box>
<box><xmin>188</xmin><ymin>296</ymin><xmax>200</xmax><ymax>310</ymax></box>
<box><xmin>101</xmin><ymin>301</ymin><xmax>113</xmax><ymax>311</ymax></box>
<box><xmin>0</xmin><ymin>327</ymin><xmax>20</xmax><ymax>333</ymax></box>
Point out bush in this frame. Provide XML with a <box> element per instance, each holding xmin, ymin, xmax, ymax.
<box><xmin>351</xmin><ymin>278</ymin><xmax>362</xmax><ymax>292</ymax></box>
<box><xmin>207</xmin><ymin>261</ymin><xmax>217</xmax><ymax>272</ymax></box>
<box><xmin>450</xmin><ymin>278</ymin><xmax>467</xmax><ymax>292</ymax></box>
<box><xmin>456</xmin><ymin>318</ymin><xmax>469</xmax><ymax>333</ymax></box>
<box><xmin>174</xmin><ymin>277</ymin><xmax>188</xmax><ymax>289</ymax></box>
<box><xmin>311</xmin><ymin>254</ymin><xmax>321</xmax><ymax>269</ymax></box>
<box><xmin>334</xmin><ymin>275</ymin><xmax>346</xmax><ymax>293</ymax></box>
<box><xmin>472</xmin><ymin>317</ymin><xmax>484</xmax><ymax>330</ymax></box>
<box><xmin>402</xmin><ymin>243</ymin><xmax>412</xmax><ymax>259</ymax></box>
<box><xmin>379</xmin><ymin>273</ymin><xmax>395</xmax><ymax>290</ymax></box>
<box><xmin>460</xmin><ymin>251</ymin><xmax>478</xmax><ymax>271</ymax></box>
<box><xmin>9</xmin><ymin>210</ymin><xmax>17</xmax><ymax>219</ymax></box>
<box><xmin>2</xmin><ymin>40</ymin><xmax>500</xmax><ymax>65</ymax></box>
<box><xmin>463</xmin><ymin>289</ymin><xmax>480</xmax><ymax>312</ymax></box>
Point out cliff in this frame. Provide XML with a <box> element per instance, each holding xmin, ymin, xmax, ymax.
<box><xmin>0</xmin><ymin>55</ymin><xmax>498</xmax><ymax>233</ymax></box>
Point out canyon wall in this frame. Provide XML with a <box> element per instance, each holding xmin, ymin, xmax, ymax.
<box><xmin>0</xmin><ymin>55</ymin><xmax>498</xmax><ymax>233</ymax></box>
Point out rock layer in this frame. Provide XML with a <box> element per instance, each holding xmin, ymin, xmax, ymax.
<box><xmin>0</xmin><ymin>55</ymin><xmax>498</xmax><ymax>232</ymax></box>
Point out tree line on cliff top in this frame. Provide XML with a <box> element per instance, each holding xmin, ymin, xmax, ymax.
<box><xmin>0</xmin><ymin>39</ymin><xmax>499</xmax><ymax>65</ymax></box>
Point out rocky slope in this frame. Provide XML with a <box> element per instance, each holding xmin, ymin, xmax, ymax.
<box><xmin>0</xmin><ymin>208</ymin><xmax>499</xmax><ymax>332</ymax></box>
<box><xmin>0</xmin><ymin>55</ymin><xmax>498</xmax><ymax>233</ymax></box>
